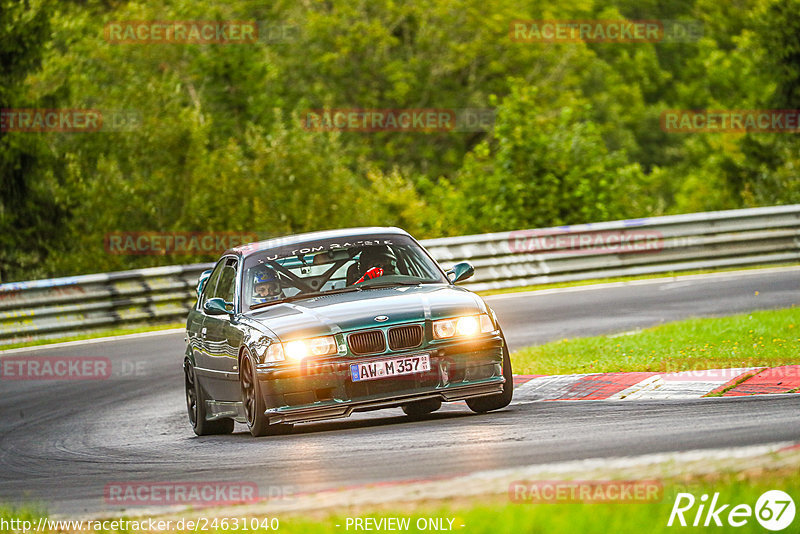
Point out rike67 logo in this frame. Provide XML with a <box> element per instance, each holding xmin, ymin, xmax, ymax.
<box><xmin>668</xmin><ymin>490</ymin><xmax>795</xmax><ymax>531</ymax></box>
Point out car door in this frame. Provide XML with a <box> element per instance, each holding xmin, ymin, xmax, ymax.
<box><xmin>189</xmin><ymin>259</ymin><xmax>225</xmax><ymax>373</ymax></box>
<box><xmin>201</xmin><ymin>256</ymin><xmax>243</xmax><ymax>401</ymax></box>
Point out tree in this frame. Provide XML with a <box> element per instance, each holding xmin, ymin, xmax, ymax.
<box><xmin>451</xmin><ymin>81</ymin><xmax>648</xmax><ymax>233</ymax></box>
<box><xmin>0</xmin><ymin>0</ymin><xmax>64</xmax><ymax>282</ymax></box>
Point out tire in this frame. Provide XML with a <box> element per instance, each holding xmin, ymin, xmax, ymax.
<box><xmin>402</xmin><ymin>398</ymin><xmax>442</xmax><ymax>418</ymax></box>
<box><xmin>240</xmin><ymin>349</ymin><xmax>293</xmax><ymax>437</ymax></box>
<box><xmin>185</xmin><ymin>361</ymin><xmax>234</xmax><ymax>436</ymax></box>
<box><xmin>466</xmin><ymin>335</ymin><xmax>514</xmax><ymax>413</ymax></box>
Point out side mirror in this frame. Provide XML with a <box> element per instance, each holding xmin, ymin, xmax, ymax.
<box><xmin>196</xmin><ymin>269</ymin><xmax>213</xmax><ymax>298</ymax></box>
<box><xmin>446</xmin><ymin>261</ymin><xmax>475</xmax><ymax>284</ymax></box>
<box><xmin>204</xmin><ymin>297</ymin><xmax>234</xmax><ymax>316</ymax></box>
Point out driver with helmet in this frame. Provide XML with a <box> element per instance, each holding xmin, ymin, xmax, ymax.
<box><xmin>353</xmin><ymin>245</ymin><xmax>397</xmax><ymax>284</ymax></box>
<box><xmin>251</xmin><ymin>265</ymin><xmax>283</xmax><ymax>304</ymax></box>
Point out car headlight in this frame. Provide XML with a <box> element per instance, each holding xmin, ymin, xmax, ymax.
<box><xmin>252</xmin><ymin>336</ymin><xmax>276</xmax><ymax>363</ymax></box>
<box><xmin>257</xmin><ymin>335</ymin><xmax>339</xmax><ymax>363</ymax></box>
<box><xmin>433</xmin><ymin>314</ymin><xmax>494</xmax><ymax>339</ymax></box>
<box><xmin>265</xmin><ymin>342</ymin><xmax>285</xmax><ymax>363</ymax></box>
<box><xmin>283</xmin><ymin>335</ymin><xmax>338</xmax><ymax>361</ymax></box>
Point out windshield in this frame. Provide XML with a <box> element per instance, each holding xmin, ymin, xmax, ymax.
<box><xmin>240</xmin><ymin>234</ymin><xmax>448</xmax><ymax>310</ymax></box>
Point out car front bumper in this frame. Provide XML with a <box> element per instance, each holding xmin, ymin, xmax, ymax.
<box><xmin>256</xmin><ymin>334</ymin><xmax>506</xmax><ymax>425</ymax></box>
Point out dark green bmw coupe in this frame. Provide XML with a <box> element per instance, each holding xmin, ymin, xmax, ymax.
<box><xmin>183</xmin><ymin>227</ymin><xmax>513</xmax><ymax>437</ymax></box>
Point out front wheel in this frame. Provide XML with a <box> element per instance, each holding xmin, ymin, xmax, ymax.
<box><xmin>185</xmin><ymin>361</ymin><xmax>234</xmax><ymax>436</ymax></box>
<box><xmin>466</xmin><ymin>336</ymin><xmax>514</xmax><ymax>413</ymax></box>
<box><xmin>240</xmin><ymin>349</ymin><xmax>293</xmax><ymax>437</ymax></box>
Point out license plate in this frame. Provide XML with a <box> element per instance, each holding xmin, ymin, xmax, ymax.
<box><xmin>350</xmin><ymin>354</ymin><xmax>431</xmax><ymax>382</ymax></box>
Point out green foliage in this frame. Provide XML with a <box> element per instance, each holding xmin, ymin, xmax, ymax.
<box><xmin>452</xmin><ymin>83</ymin><xmax>647</xmax><ymax>232</ymax></box>
<box><xmin>1</xmin><ymin>0</ymin><xmax>798</xmax><ymax>281</ymax></box>
<box><xmin>0</xmin><ymin>0</ymin><xmax>64</xmax><ymax>281</ymax></box>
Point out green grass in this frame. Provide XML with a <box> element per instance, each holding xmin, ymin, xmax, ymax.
<box><xmin>476</xmin><ymin>262</ymin><xmax>800</xmax><ymax>297</ymax></box>
<box><xmin>1</xmin><ymin>467</ymin><xmax>797</xmax><ymax>533</ymax></box>
<box><xmin>276</xmin><ymin>469</ymin><xmax>799</xmax><ymax>533</ymax></box>
<box><xmin>511</xmin><ymin>307</ymin><xmax>800</xmax><ymax>375</ymax></box>
<box><xmin>0</xmin><ymin>322</ymin><xmax>184</xmax><ymax>351</ymax></box>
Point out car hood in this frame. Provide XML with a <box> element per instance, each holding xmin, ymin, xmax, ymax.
<box><xmin>243</xmin><ymin>284</ymin><xmax>487</xmax><ymax>341</ymax></box>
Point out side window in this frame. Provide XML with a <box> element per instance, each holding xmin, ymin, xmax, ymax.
<box><xmin>211</xmin><ymin>258</ymin><xmax>238</xmax><ymax>306</ymax></box>
<box><xmin>199</xmin><ymin>261</ymin><xmax>226</xmax><ymax>308</ymax></box>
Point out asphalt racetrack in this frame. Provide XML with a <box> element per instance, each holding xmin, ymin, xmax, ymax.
<box><xmin>1</xmin><ymin>268</ymin><xmax>798</xmax><ymax>515</ymax></box>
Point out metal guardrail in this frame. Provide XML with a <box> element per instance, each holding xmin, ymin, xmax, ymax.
<box><xmin>2</xmin><ymin>205</ymin><xmax>799</xmax><ymax>345</ymax></box>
